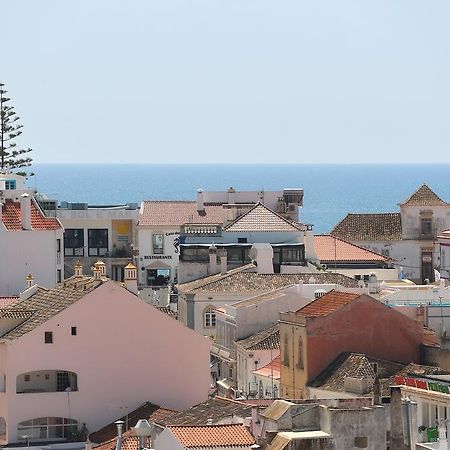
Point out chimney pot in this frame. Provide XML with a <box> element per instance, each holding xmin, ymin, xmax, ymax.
<box><xmin>20</xmin><ymin>193</ymin><xmax>32</xmax><ymax>230</ymax></box>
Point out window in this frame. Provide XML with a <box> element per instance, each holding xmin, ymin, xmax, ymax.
<box><xmin>153</xmin><ymin>233</ymin><xmax>164</xmax><ymax>254</ymax></box>
<box><xmin>5</xmin><ymin>180</ymin><xmax>16</xmax><ymax>189</ymax></box>
<box><xmin>281</xmin><ymin>246</ymin><xmax>305</xmax><ymax>263</ymax></box>
<box><xmin>18</xmin><ymin>417</ymin><xmax>78</xmax><ymax>440</ymax></box>
<box><xmin>56</xmin><ymin>372</ymin><xmax>70</xmax><ymax>392</ymax></box>
<box><xmin>57</xmin><ymin>269</ymin><xmax>62</xmax><ymax>283</ymax></box>
<box><xmin>146</xmin><ymin>268</ymin><xmax>170</xmax><ymax>287</ymax></box>
<box><xmin>64</xmin><ymin>229</ymin><xmax>84</xmax><ymax>256</ymax></box>
<box><xmin>44</xmin><ymin>332</ymin><xmax>53</xmax><ymax>344</ymax></box>
<box><xmin>180</xmin><ymin>247</ymin><xmax>209</xmax><ymax>262</ymax></box>
<box><xmin>227</xmin><ymin>247</ymin><xmax>250</xmax><ymax>263</ymax></box>
<box><xmin>204</xmin><ymin>306</ymin><xmax>216</xmax><ymax>328</ymax></box>
<box><xmin>421</xmin><ymin>218</ymin><xmax>432</xmax><ymax>236</ymax></box>
<box><xmin>88</xmin><ymin>229</ymin><xmax>108</xmax><ymax>256</ymax></box>
<box><xmin>71</xmin><ymin>326</ymin><xmax>77</xmax><ymax>336</ymax></box>
<box><xmin>354</xmin><ymin>436</ymin><xmax>368</xmax><ymax>448</ymax></box>
<box><xmin>24</xmin><ymin>374</ymin><xmax>30</xmax><ymax>382</ymax></box>
<box><xmin>237</xmin><ymin>238</ymin><xmax>247</xmax><ymax>243</ymax></box>
<box><xmin>56</xmin><ymin>239</ymin><xmax>61</xmax><ymax>253</ymax></box>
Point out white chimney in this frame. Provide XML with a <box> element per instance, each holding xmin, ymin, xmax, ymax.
<box><xmin>124</xmin><ymin>263</ymin><xmax>138</xmax><ymax>295</ymax></box>
<box><xmin>220</xmin><ymin>251</ymin><xmax>228</xmax><ymax>275</ymax></box>
<box><xmin>74</xmin><ymin>260</ymin><xmax>83</xmax><ymax>277</ymax></box>
<box><xmin>304</xmin><ymin>225</ymin><xmax>318</xmax><ymax>262</ymax></box>
<box><xmin>227</xmin><ymin>186</ymin><xmax>236</xmax><ymax>204</ymax></box>
<box><xmin>115</xmin><ymin>420</ymin><xmax>125</xmax><ymax>450</ymax></box>
<box><xmin>26</xmin><ymin>273</ymin><xmax>34</xmax><ymax>289</ymax></box>
<box><xmin>96</xmin><ymin>260</ymin><xmax>107</xmax><ymax>276</ymax></box>
<box><xmin>249</xmin><ymin>243</ymin><xmax>274</xmax><ymax>274</ymax></box>
<box><xmin>369</xmin><ymin>272</ymin><xmax>379</xmax><ymax>294</ymax></box>
<box><xmin>197</xmin><ymin>189</ymin><xmax>205</xmax><ymax>212</ymax></box>
<box><xmin>209</xmin><ymin>243</ymin><xmax>218</xmax><ymax>275</ymax></box>
<box><xmin>84</xmin><ymin>438</ymin><xmax>92</xmax><ymax>450</ymax></box>
<box><xmin>92</xmin><ymin>264</ymin><xmax>102</xmax><ymax>280</ymax></box>
<box><xmin>20</xmin><ymin>193</ymin><xmax>32</xmax><ymax>230</ymax></box>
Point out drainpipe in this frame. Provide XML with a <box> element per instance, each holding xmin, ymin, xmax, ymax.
<box><xmin>115</xmin><ymin>420</ymin><xmax>125</xmax><ymax>450</ymax></box>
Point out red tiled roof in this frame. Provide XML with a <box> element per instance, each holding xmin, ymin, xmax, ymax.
<box><xmin>93</xmin><ymin>431</ymin><xmax>150</xmax><ymax>450</ymax></box>
<box><xmin>253</xmin><ymin>355</ymin><xmax>281</xmax><ymax>380</ymax></box>
<box><xmin>224</xmin><ymin>202</ymin><xmax>304</xmax><ymax>232</ymax></box>
<box><xmin>1</xmin><ymin>199</ymin><xmax>61</xmax><ymax>231</ymax></box>
<box><xmin>314</xmin><ymin>235</ymin><xmax>389</xmax><ymax>263</ymax></box>
<box><xmin>331</xmin><ymin>213</ymin><xmax>402</xmax><ymax>241</ymax></box>
<box><xmin>0</xmin><ymin>297</ymin><xmax>19</xmax><ymax>308</ymax></box>
<box><xmin>296</xmin><ymin>290</ymin><xmax>361</xmax><ymax>317</ymax></box>
<box><xmin>139</xmin><ymin>201</ymin><xmax>225</xmax><ymax>226</ymax></box>
<box><xmin>399</xmin><ymin>184</ymin><xmax>448</xmax><ymax>207</ymax></box>
<box><xmin>168</xmin><ymin>423</ymin><xmax>255</xmax><ymax>448</ymax></box>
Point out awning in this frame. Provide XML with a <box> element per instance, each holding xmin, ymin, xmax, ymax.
<box><xmin>217</xmin><ymin>378</ymin><xmax>237</xmax><ymax>391</ymax></box>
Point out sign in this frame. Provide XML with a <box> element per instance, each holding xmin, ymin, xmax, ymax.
<box><xmin>165</xmin><ymin>232</ymin><xmax>180</xmax><ymax>236</ymax></box>
<box><xmin>144</xmin><ymin>255</ymin><xmax>172</xmax><ymax>260</ymax></box>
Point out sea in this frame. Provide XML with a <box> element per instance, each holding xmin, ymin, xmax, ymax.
<box><xmin>29</xmin><ymin>164</ymin><xmax>450</xmax><ymax>234</ymax></box>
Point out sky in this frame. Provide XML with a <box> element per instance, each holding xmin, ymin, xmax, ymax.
<box><xmin>2</xmin><ymin>1</ymin><xmax>450</xmax><ymax>164</ymax></box>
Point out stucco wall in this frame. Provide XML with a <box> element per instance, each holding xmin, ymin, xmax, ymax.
<box><xmin>3</xmin><ymin>281</ymin><xmax>210</xmax><ymax>443</ymax></box>
<box><xmin>0</xmin><ymin>227</ymin><xmax>63</xmax><ymax>295</ymax></box>
<box><xmin>306</xmin><ymin>296</ymin><xmax>422</xmax><ymax>382</ymax></box>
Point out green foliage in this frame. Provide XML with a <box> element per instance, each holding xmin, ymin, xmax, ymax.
<box><xmin>0</xmin><ymin>82</ymin><xmax>33</xmax><ymax>173</ymax></box>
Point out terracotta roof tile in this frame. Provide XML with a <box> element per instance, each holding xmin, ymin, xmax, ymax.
<box><xmin>139</xmin><ymin>201</ymin><xmax>224</xmax><ymax>227</ymax></box>
<box><xmin>314</xmin><ymin>235</ymin><xmax>389</xmax><ymax>263</ymax></box>
<box><xmin>331</xmin><ymin>213</ymin><xmax>402</xmax><ymax>241</ymax></box>
<box><xmin>93</xmin><ymin>431</ymin><xmax>150</xmax><ymax>450</ymax></box>
<box><xmin>156</xmin><ymin>306</ymin><xmax>178</xmax><ymax>319</ymax></box>
<box><xmin>236</xmin><ymin>324</ymin><xmax>280</xmax><ymax>351</ymax></box>
<box><xmin>157</xmin><ymin>397</ymin><xmax>252</xmax><ymax>427</ymax></box>
<box><xmin>224</xmin><ymin>202</ymin><xmax>304</xmax><ymax>232</ymax></box>
<box><xmin>90</xmin><ymin>402</ymin><xmax>175</xmax><ymax>444</ymax></box>
<box><xmin>296</xmin><ymin>290</ymin><xmax>361</xmax><ymax>317</ymax></box>
<box><xmin>399</xmin><ymin>184</ymin><xmax>448</xmax><ymax>206</ymax></box>
<box><xmin>0</xmin><ymin>296</ymin><xmax>19</xmax><ymax>308</ymax></box>
<box><xmin>0</xmin><ymin>276</ymin><xmax>103</xmax><ymax>340</ymax></box>
<box><xmin>178</xmin><ymin>267</ymin><xmax>360</xmax><ymax>293</ymax></box>
<box><xmin>1</xmin><ymin>199</ymin><xmax>61</xmax><ymax>231</ymax></box>
<box><xmin>253</xmin><ymin>355</ymin><xmax>281</xmax><ymax>380</ymax></box>
<box><xmin>168</xmin><ymin>423</ymin><xmax>255</xmax><ymax>448</ymax></box>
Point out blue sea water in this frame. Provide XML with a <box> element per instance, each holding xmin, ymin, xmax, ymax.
<box><xmin>29</xmin><ymin>164</ymin><xmax>450</xmax><ymax>234</ymax></box>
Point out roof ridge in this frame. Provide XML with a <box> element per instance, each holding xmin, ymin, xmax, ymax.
<box><xmin>223</xmin><ymin>201</ymin><xmax>304</xmax><ymax>232</ymax></box>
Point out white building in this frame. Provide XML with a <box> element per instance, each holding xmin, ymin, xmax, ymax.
<box><xmin>331</xmin><ymin>184</ymin><xmax>450</xmax><ymax>283</ymax></box>
<box><xmin>0</xmin><ymin>266</ymin><xmax>210</xmax><ymax>445</ymax></box>
<box><xmin>137</xmin><ymin>187</ymin><xmax>304</xmax><ymax>303</ymax></box>
<box><xmin>0</xmin><ymin>173</ymin><xmax>64</xmax><ymax>295</ymax></box>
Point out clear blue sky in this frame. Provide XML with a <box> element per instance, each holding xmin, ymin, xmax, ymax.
<box><xmin>3</xmin><ymin>0</ymin><xmax>450</xmax><ymax>164</ymax></box>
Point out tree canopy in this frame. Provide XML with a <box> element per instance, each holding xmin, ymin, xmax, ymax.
<box><xmin>0</xmin><ymin>82</ymin><xmax>33</xmax><ymax>175</ymax></box>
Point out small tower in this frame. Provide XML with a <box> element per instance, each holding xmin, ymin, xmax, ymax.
<box><xmin>26</xmin><ymin>273</ymin><xmax>34</xmax><ymax>289</ymax></box>
<box><xmin>124</xmin><ymin>263</ymin><xmax>138</xmax><ymax>295</ymax></box>
<box><xmin>209</xmin><ymin>243</ymin><xmax>217</xmax><ymax>275</ymax></box>
<box><xmin>96</xmin><ymin>260</ymin><xmax>107</xmax><ymax>277</ymax></box>
<box><xmin>74</xmin><ymin>260</ymin><xmax>83</xmax><ymax>277</ymax></box>
<box><xmin>92</xmin><ymin>263</ymin><xmax>102</xmax><ymax>280</ymax></box>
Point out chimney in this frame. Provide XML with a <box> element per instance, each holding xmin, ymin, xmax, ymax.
<box><xmin>304</xmin><ymin>225</ymin><xmax>318</xmax><ymax>262</ymax></box>
<box><xmin>124</xmin><ymin>263</ymin><xmax>138</xmax><ymax>295</ymax></box>
<box><xmin>372</xmin><ymin>376</ymin><xmax>381</xmax><ymax>406</ymax></box>
<box><xmin>220</xmin><ymin>251</ymin><xmax>228</xmax><ymax>275</ymax></box>
<box><xmin>26</xmin><ymin>273</ymin><xmax>34</xmax><ymax>289</ymax></box>
<box><xmin>114</xmin><ymin>420</ymin><xmax>125</xmax><ymax>450</ymax></box>
<box><xmin>249</xmin><ymin>244</ymin><xmax>274</xmax><ymax>274</ymax></box>
<box><xmin>92</xmin><ymin>264</ymin><xmax>102</xmax><ymax>280</ymax></box>
<box><xmin>227</xmin><ymin>186</ymin><xmax>236</xmax><ymax>204</ymax></box>
<box><xmin>96</xmin><ymin>260</ymin><xmax>107</xmax><ymax>276</ymax></box>
<box><xmin>368</xmin><ymin>272</ymin><xmax>379</xmax><ymax>294</ymax></box>
<box><xmin>197</xmin><ymin>189</ymin><xmax>204</xmax><ymax>212</ymax></box>
<box><xmin>84</xmin><ymin>439</ymin><xmax>92</xmax><ymax>450</ymax></box>
<box><xmin>20</xmin><ymin>193</ymin><xmax>32</xmax><ymax>230</ymax></box>
<box><xmin>209</xmin><ymin>243</ymin><xmax>218</xmax><ymax>275</ymax></box>
<box><xmin>390</xmin><ymin>386</ymin><xmax>405</xmax><ymax>450</ymax></box>
<box><xmin>74</xmin><ymin>260</ymin><xmax>83</xmax><ymax>277</ymax></box>
<box><xmin>132</xmin><ymin>419</ymin><xmax>152</xmax><ymax>450</ymax></box>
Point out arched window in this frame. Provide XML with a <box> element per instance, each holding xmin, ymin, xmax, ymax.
<box><xmin>18</xmin><ymin>417</ymin><xmax>78</xmax><ymax>440</ymax></box>
<box><xmin>204</xmin><ymin>306</ymin><xmax>216</xmax><ymax>328</ymax></box>
<box><xmin>297</xmin><ymin>336</ymin><xmax>304</xmax><ymax>370</ymax></box>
